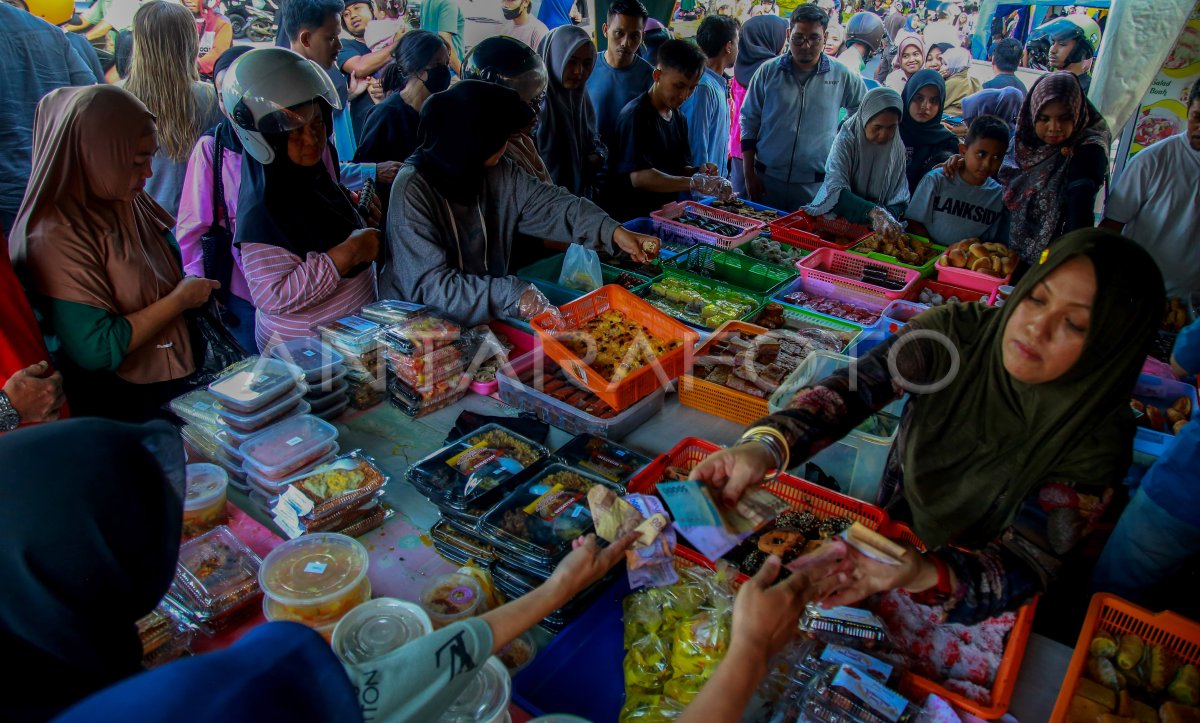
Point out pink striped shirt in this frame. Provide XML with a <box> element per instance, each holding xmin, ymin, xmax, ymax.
<box><xmin>240</xmin><ymin>242</ymin><xmax>377</xmax><ymax>351</ymax></box>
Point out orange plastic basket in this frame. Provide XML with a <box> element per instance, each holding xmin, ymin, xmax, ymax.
<box><xmin>881</xmin><ymin>521</ymin><xmax>1039</xmax><ymax>720</ymax></box>
<box><xmin>1049</xmin><ymin>594</ymin><xmax>1200</xmax><ymax>722</ymax></box>
<box><xmin>678</xmin><ymin>320</ymin><xmax>773</xmax><ymax>426</ymax></box>
<box><xmin>770</xmin><ymin>210</ymin><xmax>872</xmax><ymax>251</ymax></box>
<box><xmin>530</xmin><ymin>285</ymin><xmax>700</xmax><ymax>411</ymax></box>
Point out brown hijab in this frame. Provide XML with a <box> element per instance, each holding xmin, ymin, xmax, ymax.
<box><xmin>9</xmin><ymin>86</ymin><xmax>194</xmax><ymax>384</ymax></box>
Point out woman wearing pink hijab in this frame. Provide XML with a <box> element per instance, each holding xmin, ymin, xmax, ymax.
<box><xmin>885</xmin><ymin>31</ymin><xmax>924</xmax><ymax>92</ymax></box>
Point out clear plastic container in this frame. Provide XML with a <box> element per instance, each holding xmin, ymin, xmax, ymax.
<box><xmin>240</xmin><ymin>415</ymin><xmax>340</xmax><ymax>480</ymax></box>
<box><xmin>360</xmin><ymin>299</ymin><xmax>427</xmax><ymax>325</ymax></box>
<box><xmin>170</xmin><ymin>388</ymin><xmax>223</xmax><ymax>427</ymax></box>
<box><xmin>390</xmin><ymin>387</ymin><xmax>468</xmax><ymax>419</ymax></box>
<box><xmin>314</xmin><ymin>397</ymin><xmax>351</xmax><ymax>421</ymax></box>
<box><xmin>246</xmin><ymin>446</ymin><xmax>339</xmax><ymax>496</ymax></box>
<box><xmin>421</xmin><ymin>572</ymin><xmax>485</xmax><ymax>629</ymax></box>
<box><xmin>174</xmin><ymin>525</ymin><xmax>262</xmax><ymax>618</ymax></box>
<box><xmin>332</xmin><ymin>597</ymin><xmax>433</xmax><ymax>665</ymax></box>
<box><xmin>269</xmin><ymin>336</ymin><xmax>345</xmax><ymax>384</ymax></box>
<box><xmin>275</xmin><ymin>451</ymin><xmax>388</xmax><ymax>521</ymax></box>
<box><xmin>407</xmin><ymin>423</ymin><xmax>550</xmax><ymax>511</ymax></box>
<box><xmin>496</xmin><ymin>630</ymin><xmax>538</xmax><ymax>675</ymax></box>
<box><xmin>306</xmin><ymin>378</ymin><xmax>349</xmax><ymax>412</ymax></box>
<box><xmin>216</xmin><ymin>389</ymin><xmax>309</xmax><ymax>433</ymax></box>
<box><xmin>258</xmin><ymin>533</ymin><xmax>372</xmax><ymax>628</ymax></box>
<box><xmin>437</xmin><ymin>657</ymin><xmax>511</xmax><ymax>723</ymax></box>
<box><xmin>347</xmin><ymin>376</ymin><xmax>387</xmax><ymax>410</ymax></box>
<box><xmin>552</xmin><ymin>433</ymin><xmax>650</xmax><ymax>485</ymax></box>
<box><xmin>430</xmin><ymin>519</ymin><xmax>499</xmax><ymax>566</ymax></box>
<box><xmin>179</xmin><ymin>423</ymin><xmax>223</xmax><ymax>464</ymax></box>
<box><xmin>182</xmin><ymin>463</ymin><xmax>229</xmax><ymax>540</ymax></box>
<box><xmin>381</xmin><ymin>315</ymin><xmax>463</xmax><ymax>356</ymax></box>
<box><xmin>262</xmin><ymin>595</ymin><xmax>347</xmax><ymax>643</ymax></box>
<box><xmin>207</xmin><ymin>356</ymin><xmax>304</xmax><ymax>414</ymax></box>
<box><xmin>316</xmin><ymin>315</ymin><xmax>385</xmax><ymax>356</ymax></box>
<box><xmin>307</xmin><ymin>364</ymin><xmax>349</xmax><ymax>395</ymax></box>
<box><xmin>213</xmin><ymin>428</ymin><xmax>246</xmax><ymax>464</ymax></box>
<box><xmin>477</xmin><ymin>464</ymin><xmax>618</xmax><ymax>564</ymax></box>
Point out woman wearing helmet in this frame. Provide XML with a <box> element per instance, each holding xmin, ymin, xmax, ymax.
<box><xmin>225</xmin><ymin>48</ymin><xmax>381</xmax><ymax>351</ymax></box>
<box><xmin>380</xmin><ymin>81</ymin><xmax>661</xmax><ymax>327</ymax></box>
<box><xmin>463</xmin><ymin>35</ymin><xmax>552</xmax><ymax>183</ymax></box>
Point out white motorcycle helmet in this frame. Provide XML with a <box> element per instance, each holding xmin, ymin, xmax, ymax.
<box><xmin>221</xmin><ymin>48</ymin><xmax>342</xmax><ymax>165</ymax></box>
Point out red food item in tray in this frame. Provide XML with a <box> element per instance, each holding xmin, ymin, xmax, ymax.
<box><xmin>781</xmin><ymin>290</ymin><xmax>880</xmax><ymax>325</ymax></box>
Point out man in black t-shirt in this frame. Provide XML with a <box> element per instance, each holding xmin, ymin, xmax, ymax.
<box><xmin>337</xmin><ymin>0</ymin><xmax>400</xmax><ymax>138</ymax></box>
<box><xmin>610</xmin><ymin>38</ymin><xmax>717</xmax><ymax>221</ymax></box>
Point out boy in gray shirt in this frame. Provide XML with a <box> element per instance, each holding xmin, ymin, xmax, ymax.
<box><xmin>907</xmin><ymin>116</ymin><xmax>1010</xmax><ymax>246</ymax></box>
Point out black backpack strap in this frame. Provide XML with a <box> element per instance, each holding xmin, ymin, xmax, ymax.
<box><xmin>212</xmin><ymin>133</ymin><xmax>227</xmax><ymax>227</ymax></box>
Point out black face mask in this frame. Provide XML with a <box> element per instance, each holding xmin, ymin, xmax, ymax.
<box><xmin>502</xmin><ymin>5</ymin><xmax>522</xmax><ymax>19</ymax></box>
<box><xmin>422</xmin><ymin>64</ymin><xmax>452</xmax><ymax>93</ymax></box>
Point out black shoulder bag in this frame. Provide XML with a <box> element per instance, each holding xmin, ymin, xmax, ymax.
<box><xmin>199</xmin><ymin>133</ymin><xmax>235</xmax><ymax>306</ymax></box>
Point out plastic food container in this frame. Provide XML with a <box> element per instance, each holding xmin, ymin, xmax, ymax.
<box><xmin>496</xmin><ymin>631</ymin><xmax>538</xmax><ymax>675</ymax></box>
<box><xmin>477</xmin><ymin>464</ymin><xmax>619</xmax><ymax>563</ymax></box>
<box><xmin>269</xmin><ymin>337</ymin><xmax>345</xmax><ymax>384</ymax></box>
<box><xmin>259</xmin><ymin>533</ymin><xmax>372</xmax><ymax>627</ymax></box>
<box><xmin>332</xmin><ymin>598</ymin><xmax>433</xmax><ymax>665</ymax></box>
<box><xmin>421</xmin><ymin>572</ymin><xmax>485</xmax><ymax>629</ymax></box>
<box><xmin>180</xmin><ymin>423</ymin><xmax>223</xmax><ymax>464</ymax></box>
<box><xmin>277</xmin><ymin>451</ymin><xmax>389</xmax><ymax>521</ymax></box>
<box><xmin>246</xmin><ymin>446</ymin><xmax>339</xmax><ymax>497</ymax></box>
<box><xmin>170</xmin><ymin>388</ymin><xmax>222</xmax><ymax>427</ymax></box>
<box><xmin>431</xmin><ymin>519</ymin><xmax>499</xmax><ymax>566</ymax></box>
<box><xmin>316</xmin><ymin>315</ymin><xmax>385</xmax><ymax>356</ymax></box>
<box><xmin>380</xmin><ymin>315</ymin><xmax>463</xmax><ymax>356</ymax></box>
<box><xmin>182</xmin><ymin>463</ymin><xmax>229</xmax><ymax>540</ymax></box>
<box><xmin>407</xmin><ymin>423</ymin><xmax>550</xmax><ymax>511</ymax></box>
<box><xmin>173</xmin><ymin>525</ymin><xmax>262</xmax><ymax>619</ymax></box>
<box><xmin>306</xmin><ymin>378</ymin><xmax>349</xmax><ymax>412</ymax></box>
<box><xmin>216</xmin><ymin>389</ymin><xmax>309</xmax><ymax>433</ymax></box>
<box><xmin>241</xmin><ymin>415</ymin><xmax>340</xmax><ymax>481</ymax></box>
<box><xmin>306</xmin><ymin>364</ymin><xmax>348</xmax><ymax>395</ymax></box>
<box><xmin>360</xmin><ymin>299</ymin><xmax>427</xmax><ymax>325</ymax></box>
<box><xmin>207</xmin><ymin>356</ymin><xmax>304</xmax><ymax>414</ymax></box>
<box><xmin>552</xmin><ymin>433</ymin><xmax>650</xmax><ymax>485</ymax></box>
<box><xmin>389</xmin><ymin>382</ymin><xmax>469</xmax><ymax>419</ymax></box>
<box><xmin>347</xmin><ymin>376</ymin><xmax>387</xmax><ymax>410</ymax></box>
<box><xmin>437</xmin><ymin>656</ymin><xmax>511</xmax><ymax>723</ymax></box>
<box><xmin>314</xmin><ymin>397</ymin><xmax>351</xmax><ymax>421</ymax></box>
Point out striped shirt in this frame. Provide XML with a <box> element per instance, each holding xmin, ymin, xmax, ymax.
<box><xmin>240</xmin><ymin>242</ymin><xmax>376</xmax><ymax>352</ymax></box>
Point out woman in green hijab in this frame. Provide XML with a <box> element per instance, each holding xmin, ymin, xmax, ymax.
<box><xmin>691</xmin><ymin>229</ymin><xmax>1165</xmax><ymax>624</ymax></box>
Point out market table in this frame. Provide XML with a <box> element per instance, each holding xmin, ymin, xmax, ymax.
<box><xmin>224</xmin><ymin>392</ymin><xmax>1071</xmax><ymax>722</ymax></box>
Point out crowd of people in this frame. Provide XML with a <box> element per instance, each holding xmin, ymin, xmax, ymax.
<box><xmin>1</xmin><ymin>0</ymin><xmax>1199</xmax><ymax>719</ymax></box>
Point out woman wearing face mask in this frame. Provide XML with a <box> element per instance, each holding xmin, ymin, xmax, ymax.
<box><xmin>354</xmin><ymin>30</ymin><xmax>450</xmax><ymax>164</ymax></box>
<box><xmin>228</xmin><ymin>49</ymin><xmax>380</xmax><ymax>350</ymax></box>
<box><xmin>536</xmin><ymin>24</ymin><xmax>608</xmax><ymax>199</ymax></box>
<box><xmin>805</xmin><ymin>87</ymin><xmax>910</xmax><ymax>233</ymax></box>
<box><xmin>689</xmin><ymin>229</ymin><xmax>1166</xmax><ymax>624</ymax></box>
<box><xmin>941</xmin><ymin>47</ymin><xmax>981</xmax><ymax>118</ymax></box>
<box><xmin>730</xmin><ymin>14</ymin><xmax>789</xmax><ymax>197</ymax></box>
<box><xmin>381</xmin><ymin>81</ymin><xmax>661</xmax><ymax>326</ymax></box>
<box><xmin>899</xmin><ymin>69</ymin><xmax>959</xmax><ymax>191</ymax></box>
<box><xmin>885</xmin><ymin>30</ymin><xmax>924</xmax><ymax>92</ymax></box>
<box><xmin>9</xmin><ymin>86</ymin><xmax>218</xmax><ymax>422</ymax></box>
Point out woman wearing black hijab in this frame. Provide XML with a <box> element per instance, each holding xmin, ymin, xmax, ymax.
<box><xmin>0</xmin><ymin>418</ymin><xmax>184</xmax><ymax>722</ymax></box>
<box><xmin>899</xmin><ymin>69</ymin><xmax>960</xmax><ymax>191</ymax></box>
<box><xmin>353</xmin><ymin>30</ymin><xmax>451</xmax><ymax>164</ymax></box>
<box><xmin>380</xmin><ymin>81</ymin><xmax>661</xmax><ymax>326</ymax></box>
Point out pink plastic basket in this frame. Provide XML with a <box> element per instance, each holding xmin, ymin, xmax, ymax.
<box><xmin>796</xmin><ymin>248</ymin><xmax>922</xmax><ymax>310</ymax></box>
<box><xmin>651</xmin><ymin>201</ymin><xmax>765</xmax><ymax>250</ymax></box>
<box><xmin>934</xmin><ymin>248</ymin><xmax>1014</xmax><ymax>295</ymax></box>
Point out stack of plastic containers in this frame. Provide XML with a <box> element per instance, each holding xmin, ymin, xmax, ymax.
<box><xmin>317</xmin><ymin>316</ymin><xmax>387</xmax><ymax>410</ymax></box>
<box><xmin>381</xmin><ymin>314</ymin><xmax>471</xmax><ymax>417</ymax></box>
<box><xmin>266</xmin><ymin>450</ymin><xmax>393</xmax><ymax>539</ymax></box>
<box><xmin>181</xmin><ymin>463</ymin><xmax>229</xmax><ymax>540</ymax></box>
<box><xmin>258</xmin><ymin>532</ymin><xmax>372</xmax><ymax>642</ymax></box>
<box><xmin>137</xmin><ymin>601</ymin><xmax>195</xmax><ymax>668</ymax></box>
<box><xmin>239</xmin><ymin>414</ymin><xmax>340</xmax><ymax>514</ymax></box>
<box><xmin>360</xmin><ymin>298</ymin><xmax>426</xmax><ymax>326</ymax></box>
<box><xmin>270</xmin><ymin>337</ymin><xmax>349</xmax><ymax>421</ymax></box>
<box><xmin>166</xmin><ymin>525</ymin><xmax>263</xmax><ymax>633</ymax></box>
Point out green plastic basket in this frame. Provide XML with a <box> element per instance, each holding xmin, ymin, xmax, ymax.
<box><xmin>749</xmin><ymin>301</ymin><xmax>865</xmax><ymax>352</ymax></box>
<box><xmin>637</xmin><ymin>269</ymin><xmax>766</xmax><ymax>331</ymax></box>
<box><xmin>517</xmin><ymin>254</ymin><xmax>653</xmax><ymax>307</ymax></box>
<box><xmin>848</xmin><ymin>234</ymin><xmax>945</xmax><ymax>278</ymax></box>
<box><xmin>730</xmin><ymin>235</ymin><xmax>810</xmax><ymax>267</ymax></box>
<box><xmin>665</xmin><ymin>242</ymin><xmax>799</xmax><ymax>295</ymax></box>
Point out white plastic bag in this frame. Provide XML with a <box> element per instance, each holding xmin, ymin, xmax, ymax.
<box><xmin>558</xmin><ymin>243</ymin><xmax>604</xmax><ymax>292</ymax></box>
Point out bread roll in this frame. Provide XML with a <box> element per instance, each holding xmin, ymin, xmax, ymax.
<box><xmin>968</xmin><ymin>242</ymin><xmax>988</xmax><ymax>259</ymax></box>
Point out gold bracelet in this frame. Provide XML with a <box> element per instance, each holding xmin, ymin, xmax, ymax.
<box><xmin>741</xmin><ymin>425</ymin><xmax>791</xmax><ymax>483</ymax></box>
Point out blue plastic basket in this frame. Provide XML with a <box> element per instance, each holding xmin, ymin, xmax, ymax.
<box><xmin>623</xmin><ymin>217</ymin><xmax>692</xmax><ymax>260</ymax></box>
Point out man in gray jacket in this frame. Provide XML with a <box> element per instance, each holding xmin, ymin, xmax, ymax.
<box><xmin>740</xmin><ymin>3</ymin><xmax>866</xmax><ymax>212</ymax></box>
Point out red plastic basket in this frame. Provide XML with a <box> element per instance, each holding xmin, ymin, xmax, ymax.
<box><xmin>914</xmin><ymin>278</ymin><xmax>997</xmax><ymax>306</ymax></box>
<box><xmin>651</xmin><ymin>201</ymin><xmax>766</xmax><ymax>250</ymax></box>
<box><xmin>530</xmin><ymin>285</ymin><xmax>699</xmax><ymax>411</ymax></box>
<box><xmin>797</xmin><ymin>248</ymin><xmax>922</xmax><ymax>310</ymax></box>
<box><xmin>1050</xmin><ymin>594</ymin><xmax>1200</xmax><ymax>723</ymax></box>
<box><xmin>770</xmin><ymin>210</ymin><xmax>871</xmax><ymax>251</ymax></box>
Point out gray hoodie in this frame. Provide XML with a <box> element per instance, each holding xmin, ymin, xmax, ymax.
<box><xmin>381</xmin><ymin>159</ymin><xmax>618</xmax><ymax>326</ymax></box>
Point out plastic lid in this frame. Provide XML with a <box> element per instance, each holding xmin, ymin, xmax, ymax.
<box><xmin>208</xmin><ymin>357</ymin><xmax>303</xmax><ymax>413</ymax></box>
<box><xmin>332</xmin><ymin>598</ymin><xmax>432</xmax><ymax>665</ymax></box>
<box><xmin>269</xmin><ymin>337</ymin><xmax>345</xmax><ymax>383</ymax></box>
<box><xmin>213</xmin><ymin>429</ymin><xmax>246</xmax><ymax>463</ymax></box>
<box><xmin>216</xmin><ymin>388</ymin><xmax>309</xmax><ymax>432</ymax></box>
<box><xmin>317</xmin><ymin>315</ymin><xmax>384</xmax><ymax>354</ymax></box>
<box><xmin>174</xmin><ymin>525</ymin><xmax>262</xmax><ymax>613</ymax></box>
<box><xmin>407</xmin><ymin>423</ymin><xmax>549</xmax><ymax>509</ymax></box>
<box><xmin>240</xmin><ymin>415</ymin><xmax>340</xmax><ymax>479</ymax></box>
<box><xmin>245</xmin><ymin>445</ymin><xmax>339</xmax><ymax>495</ymax></box>
<box><xmin>258</xmin><ymin>532</ymin><xmax>369</xmax><ymax>607</ymax></box>
<box><xmin>437</xmin><ymin>657</ymin><xmax>511</xmax><ymax>723</ymax></box>
<box><xmin>169</xmin><ymin>388</ymin><xmax>222</xmax><ymax>427</ymax></box>
<box><xmin>184</xmin><ymin>463</ymin><xmax>228</xmax><ymax>511</ymax></box>
<box><xmin>360</xmin><ymin>299</ymin><xmax>427</xmax><ymax>325</ymax></box>
<box><xmin>420</xmin><ymin>572</ymin><xmax>484</xmax><ymax>622</ymax></box>
<box><xmin>314</xmin><ymin>397</ymin><xmax>351</xmax><ymax>421</ymax></box>
<box><xmin>553</xmin><ymin>434</ymin><xmax>651</xmax><ymax>485</ymax></box>
<box><xmin>307</xmin><ymin>364</ymin><xmax>349</xmax><ymax>395</ymax></box>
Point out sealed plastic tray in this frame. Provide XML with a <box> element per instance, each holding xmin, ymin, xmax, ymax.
<box><xmin>180</xmin><ymin>423</ymin><xmax>224</xmax><ymax>464</ymax></box>
<box><xmin>207</xmin><ymin>356</ymin><xmax>303</xmax><ymax>414</ymax></box>
<box><xmin>246</xmin><ymin>446</ymin><xmax>339</xmax><ymax>496</ymax></box>
<box><xmin>316</xmin><ymin>315</ymin><xmax>385</xmax><ymax>356</ymax></box>
<box><xmin>359</xmin><ymin>299</ymin><xmax>426</xmax><ymax>325</ymax></box>
<box><xmin>651</xmin><ymin>200</ymin><xmax>765</xmax><ymax>249</ymax></box>
<box><xmin>170</xmin><ymin>388</ymin><xmax>222</xmax><ymax>427</ymax></box>
<box><xmin>173</xmin><ymin>525</ymin><xmax>262</xmax><ymax>617</ymax></box>
<box><xmin>552</xmin><ymin>433</ymin><xmax>650</xmax><ymax>485</ymax></box>
<box><xmin>407</xmin><ymin>422</ymin><xmax>550</xmax><ymax>510</ymax></box>
<box><xmin>216</xmin><ymin>389</ymin><xmax>309</xmax><ymax>433</ymax></box>
<box><xmin>496</xmin><ymin>349</ymin><xmax>666</xmax><ymax>440</ymax></box>
<box><xmin>389</xmin><ymin>382</ymin><xmax>467</xmax><ymax>419</ymax></box>
<box><xmin>240</xmin><ymin>414</ymin><xmax>340</xmax><ymax>480</ymax></box>
<box><xmin>665</xmin><ymin>242</ymin><xmax>798</xmax><ymax>295</ymax></box>
<box><xmin>380</xmin><ymin>315</ymin><xmax>463</xmax><ymax>356</ymax></box>
<box><xmin>269</xmin><ymin>337</ymin><xmax>345</xmax><ymax>384</ymax></box>
<box><xmin>477</xmin><ymin>463</ymin><xmax>621</xmax><ymax>563</ymax></box>
<box><xmin>530</xmin><ymin>284</ymin><xmax>699</xmax><ymax>411</ymax></box>
<box><xmin>431</xmin><ymin>518</ymin><xmax>500</xmax><ymax>566</ymax></box>
<box><xmin>276</xmin><ymin>450</ymin><xmax>389</xmax><ymax>521</ymax></box>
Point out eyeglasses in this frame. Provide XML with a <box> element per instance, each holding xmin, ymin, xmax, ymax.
<box><xmin>790</xmin><ymin>33</ymin><xmax>825</xmax><ymax>47</ymax></box>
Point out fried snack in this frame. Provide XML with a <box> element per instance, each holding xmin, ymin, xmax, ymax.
<box><xmin>938</xmin><ymin>239</ymin><xmax>1018</xmax><ymax>278</ymax></box>
<box><xmin>558</xmin><ymin>310</ymin><xmax>682</xmax><ymax>383</ymax></box>
<box><xmin>856</xmin><ymin>232</ymin><xmax>939</xmax><ymax>266</ymax></box>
